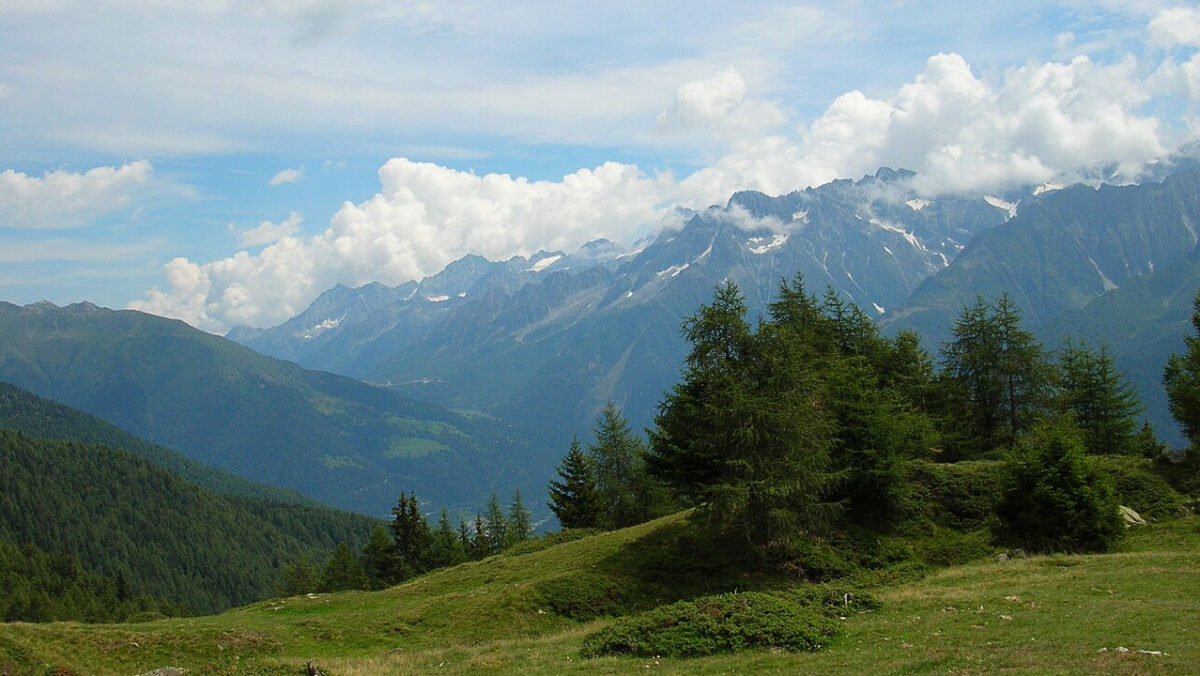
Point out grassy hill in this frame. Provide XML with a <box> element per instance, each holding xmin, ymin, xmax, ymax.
<box><xmin>1</xmin><ymin>510</ymin><xmax>1197</xmax><ymax>675</ymax></box>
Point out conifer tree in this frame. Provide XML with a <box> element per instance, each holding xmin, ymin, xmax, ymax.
<box><xmin>1164</xmin><ymin>290</ymin><xmax>1200</xmax><ymax>449</ymax></box>
<box><xmin>320</xmin><ymin>542</ymin><xmax>367</xmax><ymax>592</ymax></box>
<box><xmin>361</xmin><ymin>524</ymin><xmax>401</xmax><ymax>589</ymax></box>
<box><xmin>940</xmin><ymin>294</ymin><xmax>1050</xmax><ymax>456</ymax></box>
<box><xmin>589</xmin><ymin>401</ymin><xmax>652</xmax><ymax>529</ymax></box>
<box><xmin>389</xmin><ymin>492</ymin><xmax>431</xmax><ymax>578</ymax></box>
<box><xmin>278</xmin><ymin>556</ymin><xmax>319</xmax><ymax>596</ymax></box>
<box><xmin>508</xmin><ymin>491</ymin><xmax>532</xmax><ymax>544</ymax></box>
<box><xmin>1057</xmin><ymin>340</ymin><xmax>1143</xmax><ymax>454</ymax></box>
<box><xmin>427</xmin><ymin>508</ymin><xmax>467</xmax><ymax>568</ymax></box>
<box><xmin>483</xmin><ymin>494</ymin><xmax>509</xmax><ymax>554</ymax></box>
<box><xmin>548</xmin><ymin>438</ymin><xmax>601</xmax><ymax>529</ymax></box>
<box><xmin>648</xmin><ymin>280</ymin><xmax>835</xmax><ymax>546</ymax></box>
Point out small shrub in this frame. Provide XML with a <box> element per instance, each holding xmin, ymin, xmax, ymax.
<box><xmin>994</xmin><ymin>419</ymin><xmax>1123</xmax><ymax>554</ymax></box>
<box><xmin>580</xmin><ymin>591</ymin><xmax>838</xmax><ymax>658</ymax></box>
<box><xmin>1094</xmin><ymin>456</ymin><xmax>1183</xmax><ymax>519</ymax></box>
<box><xmin>912</xmin><ymin>528</ymin><xmax>995</xmax><ymax>566</ymax></box>
<box><xmin>774</xmin><ymin>584</ymin><xmax>882</xmax><ymax>614</ymax></box>
<box><xmin>535</xmin><ymin>572</ymin><xmax>626</xmax><ymax>620</ymax></box>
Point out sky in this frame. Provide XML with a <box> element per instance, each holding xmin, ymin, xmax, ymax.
<box><xmin>2</xmin><ymin>1</ymin><xmax>1199</xmax><ymax>334</ymax></box>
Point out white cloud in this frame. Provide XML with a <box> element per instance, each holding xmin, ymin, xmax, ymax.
<box><xmin>268</xmin><ymin>167</ymin><xmax>304</xmax><ymax>186</ymax></box>
<box><xmin>1147</xmin><ymin>7</ymin><xmax>1200</xmax><ymax>48</ymax></box>
<box><xmin>236</xmin><ymin>211</ymin><xmax>303</xmax><ymax>248</ymax></box>
<box><xmin>676</xmin><ymin>52</ymin><xmax>1171</xmax><ymax>200</ymax></box>
<box><xmin>132</xmin><ymin>158</ymin><xmax>676</xmax><ymax>331</ymax></box>
<box><xmin>0</xmin><ymin>161</ymin><xmax>153</xmax><ymax>228</ymax></box>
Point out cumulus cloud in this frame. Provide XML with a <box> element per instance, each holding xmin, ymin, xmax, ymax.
<box><xmin>1147</xmin><ymin>7</ymin><xmax>1200</xmax><ymax>48</ymax></box>
<box><xmin>132</xmin><ymin>159</ymin><xmax>676</xmax><ymax>331</ymax></box>
<box><xmin>268</xmin><ymin>167</ymin><xmax>304</xmax><ymax>186</ymax></box>
<box><xmin>236</xmin><ymin>211</ymin><xmax>303</xmax><ymax>248</ymax></box>
<box><xmin>0</xmin><ymin>161</ymin><xmax>153</xmax><ymax>228</ymax></box>
<box><xmin>677</xmin><ymin>53</ymin><xmax>1170</xmax><ymax>200</ymax></box>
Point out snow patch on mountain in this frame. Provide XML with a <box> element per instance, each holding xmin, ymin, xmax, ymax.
<box><xmin>1088</xmin><ymin>257</ymin><xmax>1119</xmax><ymax>291</ymax></box>
<box><xmin>527</xmin><ymin>254</ymin><xmax>562</xmax><ymax>272</ymax></box>
<box><xmin>984</xmin><ymin>195</ymin><xmax>1018</xmax><ymax>219</ymax></box>
<box><xmin>905</xmin><ymin>198</ymin><xmax>930</xmax><ymax>212</ymax></box>
<box><xmin>747</xmin><ymin>233</ymin><xmax>788</xmax><ymax>254</ymax></box>
<box><xmin>302</xmin><ymin>316</ymin><xmax>343</xmax><ymax>340</ymax></box>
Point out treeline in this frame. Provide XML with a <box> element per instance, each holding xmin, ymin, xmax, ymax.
<box><xmin>0</xmin><ymin>428</ymin><xmax>378</xmax><ymax>615</ymax></box>
<box><xmin>279</xmin><ymin>491</ymin><xmax>535</xmax><ymax>595</ymax></box>
<box><xmin>0</xmin><ymin>539</ymin><xmax>180</xmax><ymax>623</ymax></box>
<box><xmin>549</xmin><ymin>277</ymin><xmax>1177</xmax><ymax>556</ymax></box>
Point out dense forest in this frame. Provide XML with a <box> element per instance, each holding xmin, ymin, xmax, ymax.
<box><xmin>0</xmin><ymin>427</ymin><xmax>379</xmax><ymax>615</ymax></box>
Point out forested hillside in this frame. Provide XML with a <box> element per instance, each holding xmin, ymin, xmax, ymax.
<box><xmin>0</xmin><ymin>428</ymin><xmax>379</xmax><ymax>614</ymax></box>
<box><xmin>0</xmin><ymin>301</ymin><xmax>550</xmax><ymax>516</ymax></box>
<box><xmin>0</xmin><ymin>382</ymin><xmax>315</xmax><ymax>505</ymax></box>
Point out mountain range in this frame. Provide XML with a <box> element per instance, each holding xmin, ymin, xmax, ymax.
<box><xmin>231</xmin><ymin>165</ymin><xmax>1200</xmax><ymax>451</ymax></box>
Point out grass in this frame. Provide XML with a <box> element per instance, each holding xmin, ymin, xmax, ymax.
<box><xmin>382</xmin><ymin>437</ymin><xmax>449</xmax><ymax>459</ymax></box>
<box><xmin>2</xmin><ymin>516</ymin><xmax>1198</xmax><ymax>675</ymax></box>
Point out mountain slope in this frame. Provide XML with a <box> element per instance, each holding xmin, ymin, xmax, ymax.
<box><xmin>883</xmin><ymin>168</ymin><xmax>1200</xmax><ymax>346</ymax></box>
<box><xmin>1041</xmin><ymin>246</ymin><xmax>1200</xmax><ymax>447</ymax></box>
<box><xmin>0</xmin><ymin>427</ymin><xmax>378</xmax><ymax>614</ymax></box>
<box><xmin>0</xmin><ymin>381</ymin><xmax>315</xmax><ymax>505</ymax></box>
<box><xmin>0</xmin><ymin>301</ymin><xmax>547</xmax><ymax>516</ymax></box>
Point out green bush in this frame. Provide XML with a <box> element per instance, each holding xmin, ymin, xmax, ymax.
<box><xmin>1094</xmin><ymin>456</ymin><xmax>1183</xmax><ymax>519</ymax></box>
<box><xmin>535</xmin><ymin>572</ymin><xmax>626</xmax><ymax>620</ymax></box>
<box><xmin>773</xmin><ymin>584</ymin><xmax>882</xmax><ymax>614</ymax></box>
<box><xmin>994</xmin><ymin>419</ymin><xmax>1124</xmax><ymax>554</ymax></box>
<box><xmin>904</xmin><ymin>461</ymin><xmax>1004</xmax><ymax>530</ymax></box>
<box><xmin>581</xmin><ymin>591</ymin><xmax>839</xmax><ymax>658</ymax></box>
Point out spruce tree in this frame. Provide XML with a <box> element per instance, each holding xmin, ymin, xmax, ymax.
<box><xmin>505</xmin><ymin>491</ymin><xmax>530</xmax><ymax>543</ymax></box>
<box><xmin>427</xmin><ymin>509</ymin><xmax>467</xmax><ymax>568</ymax></box>
<box><xmin>1057</xmin><ymin>341</ymin><xmax>1143</xmax><ymax>454</ymax></box>
<box><xmin>320</xmin><ymin>542</ymin><xmax>367</xmax><ymax>592</ymax></box>
<box><xmin>548</xmin><ymin>438</ymin><xmax>601</xmax><ymax>529</ymax></box>
<box><xmin>1164</xmin><ymin>290</ymin><xmax>1200</xmax><ymax>449</ymax></box>
<box><xmin>390</xmin><ymin>492</ymin><xmax>431</xmax><ymax>578</ymax></box>
<box><xmin>648</xmin><ymin>280</ymin><xmax>836</xmax><ymax>546</ymax></box>
<box><xmin>589</xmin><ymin>401</ymin><xmax>651</xmax><ymax>529</ymax></box>
<box><xmin>361</xmin><ymin>525</ymin><xmax>401</xmax><ymax>589</ymax></box>
<box><xmin>940</xmin><ymin>294</ymin><xmax>1050</xmax><ymax>456</ymax></box>
<box><xmin>484</xmin><ymin>494</ymin><xmax>509</xmax><ymax>554</ymax></box>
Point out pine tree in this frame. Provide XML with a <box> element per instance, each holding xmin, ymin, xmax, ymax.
<box><xmin>507</xmin><ymin>491</ymin><xmax>532</xmax><ymax>544</ymax></box>
<box><xmin>360</xmin><ymin>524</ymin><xmax>401</xmax><ymax>589</ymax></box>
<box><xmin>648</xmin><ymin>281</ymin><xmax>836</xmax><ymax>546</ymax></box>
<box><xmin>1057</xmin><ymin>340</ymin><xmax>1143</xmax><ymax>454</ymax></box>
<box><xmin>320</xmin><ymin>542</ymin><xmax>367</xmax><ymax>592</ymax></box>
<box><xmin>389</xmin><ymin>492</ymin><xmax>431</xmax><ymax>578</ymax></box>
<box><xmin>278</xmin><ymin>556</ymin><xmax>319</xmax><ymax>596</ymax></box>
<box><xmin>548</xmin><ymin>438</ymin><xmax>601</xmax><ymax>529</ymax></box>
<box><xmin>1164</xmin><ymin>289</ymin><xmax>1200</xmax><ymax>449</ymax></box>
<box><xmin>940</xmin><ymin>294</ymin><xmax>1050</xmax><ymax>456</ymax></box>
<box><xmin>483</xmin><ymin>494</ymin><xmax>509</xmax><ymax>554</ymax></box>
<box><xmin>589</xmin><ymin>401</ymin><xmax>651</xmax><ymax>529</ymax></box>
<box><xmin>427</xmin><ymin>509</ymin><xmax>467</xmax><ymax>569</ymax></box>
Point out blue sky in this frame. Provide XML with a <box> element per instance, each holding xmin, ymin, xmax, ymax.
<box><xmin>2</xmin><ymin>1</ymin><xmax>1199</xmax><ymax>332</ymax></box>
